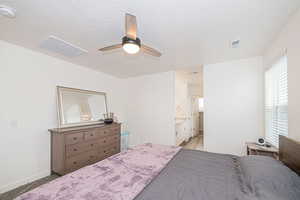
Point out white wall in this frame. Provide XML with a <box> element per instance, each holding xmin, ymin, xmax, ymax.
<box><xmin>0</xmin><ymin>40</ymin><xmax>177</xmax><ymax>193</ymax></box>
<box><xmin>0</xmin><ymin>40</ymin><xmax>126</xmax><ymax>193</ymax></box>
<box><xmin>264</xmin><ymin>8</ymin><xmax>300</xmax><ymax>141</ymax></box>
<box><xmin>188</xmin><ymin>84</ymin><xmax>202</xmax><ymax>97</ymax></box>
<box><xmin>175</xmin><ymin>72</ymin><xmax>189</xmax><ymax>118</ymax></box>
<box><xmin>124</xmin><ymin>72</ymin><xmax>176</xmax><ymax>147</ymax></box>
<box><xmin>203</xmin><ymin>57</ymin><xmax>264</xmax><ymax>156</ymax></box>
<box><xmin>175</xmin><ymin>72</ymin><xmax>191</xmax><ymax>145</ymax></box>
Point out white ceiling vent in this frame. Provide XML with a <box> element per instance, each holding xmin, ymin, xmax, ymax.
<box><xmin>231</xmin><ymin>39</ymin><xmax>240</xmax><ymax>48</ymax></box>
<box><xmin>0</xmin><ymin>5</ymin><xmax>16</xmax><ymax>18</ymax></box>
<box><xmin>40</xmin><ymin>36</ymin><xmax>88</xmax><ymax>57</ymax></box>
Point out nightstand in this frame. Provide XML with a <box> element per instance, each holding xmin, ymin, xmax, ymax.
<box><xmin>246</xmin><ymin>142</ymin><xmax>279</xmax><ymax>160</ymax></box>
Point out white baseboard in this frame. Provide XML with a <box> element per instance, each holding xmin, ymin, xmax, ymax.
<box><xmin>0</xmin><ymin>170</ymin><xmax>50</xmax><ymax>194</ymax></box>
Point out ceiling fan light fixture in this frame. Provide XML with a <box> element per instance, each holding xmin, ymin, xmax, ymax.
<box><xmin>123</xmin><ymin>43</ymin><xmax>140</xmax><ymax>54</ymax></box>
<box><xmin>122</xmin><ymin>36</ymin><xmax>141</xmax><ymax>54</ymax></box>
<box><xmin>98</xmin><ymin>14</ymin><xmax>161</xmax><ymax>57</ymax></box>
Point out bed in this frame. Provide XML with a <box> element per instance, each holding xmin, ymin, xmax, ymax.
<box><xmin>16</xmin><ymin>136</ymin><xmax>300</xmax><ymax>200</ymax></box>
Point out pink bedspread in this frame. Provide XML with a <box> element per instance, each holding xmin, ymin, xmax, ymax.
<box><xmin>16</xmin><ymin>143</ymin><xmax>181</xmax><ymax>200</ymax></box>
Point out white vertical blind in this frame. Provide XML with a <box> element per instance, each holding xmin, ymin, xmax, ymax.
<box><xmin>265</xmin><ymin>55</ymin><xmax>288</xmax><ymax>147</ymax></box>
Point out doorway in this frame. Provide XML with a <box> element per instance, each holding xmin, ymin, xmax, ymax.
<box><xmin>184</xmin><ymin>96</ymin><xmax>204</xmax><ymax>150</ymax></box>
<box><xmin>175</xmin><ymin>67</ymin><xmax>204</xmax><ymax>150</ymax></box>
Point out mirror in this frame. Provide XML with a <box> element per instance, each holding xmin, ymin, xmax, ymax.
<box><xmin>57</xmin><ymin>86</ymin><xmax>108</xmax><ymax>127</ymax></box>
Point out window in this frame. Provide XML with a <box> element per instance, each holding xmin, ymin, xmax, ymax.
<box><xmin>198</xmin><ymin>98</ymin><xmax>204</xmax><ymax>111</ymax></box>
<box><xmin>265</xmin><ymin>55</ymin><xmax>288</xmax><ymax>147</ymax></box>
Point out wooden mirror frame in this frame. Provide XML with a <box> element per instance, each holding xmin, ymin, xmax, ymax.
<box><xmin>56</xmin><ymin>86</ymin><xmax>108</xmax><ymax>128</ymax></box>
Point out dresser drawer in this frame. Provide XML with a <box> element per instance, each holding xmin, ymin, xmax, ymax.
<box><xmin>107</xmin><ymin>144</ymin><xmax>120</xmax><ymax>157</ymax></box>
<box><xmin>98</xmin><ymin>144</ymin><xmax>120</xmax><ymax>159</ymax></box>
<box><xmin>97</xmin><ymin>135</ymin><xmax>120</xmax><ymax>148</ymax></box>
<box><xmin>84</xmin><ymin>130</ymin><xmax>99</xmax><ymax>141</ymax></box>
<box><xmin>65</xmin><ymin>132</ymin><xmax>84</xmax><ymax>145</ymax></box>
<box><xmin>66</xmin><ymin>140</ymin><xmax>98</xmax><ymax>157</ymax></box>
<box><xmin>106</xmin><ymin>135</ymin><xmax>120</xmax><ymax>145</ymax></box>
<box><xmin>66</xmin><ymin>143</ymin><xmax>86</xmax><ymax>157</ymax></box>
<box><xmin>97</xmin><ymin>137</ymin><xmax>110</xmax><ymax>147</ymax></box>
<box><xmin>94</xmin><ymin>128</ymin><xmax>111</xmax><ymax>138</ymax></box>
<box><xmin>85</xmin><ymin>150</ymin><xmax>99</xmax><ymax>165</ymax></box>
<box><xmin>110</xmin><ymin>126</ymin><xmax>121</xmax><ymax>134</ymax></box>
<box><xmin>66</xmin><ymin>150</ymin><xmax>99</xmax><ymax>170</ymax></box>
<box><xmin>65</xmin><ymin>154</ymin><xmax>86</xmax><ymax>171</ymax></box>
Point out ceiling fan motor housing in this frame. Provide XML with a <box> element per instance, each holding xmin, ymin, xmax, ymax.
<box><xmin>122</xmin><ymin>36</ymin><xmax>141</xmax><ymax>47</ymax></box>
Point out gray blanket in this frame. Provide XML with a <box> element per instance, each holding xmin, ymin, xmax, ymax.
<box><xmin>135</xmin><ymin>149</ymin><xmax>300</xmax><ymax>200</ymax></box>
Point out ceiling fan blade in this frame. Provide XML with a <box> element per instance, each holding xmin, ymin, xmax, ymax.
<box><xmin>98</xmin><ymin>44</ymin><xmax>122</xmax><ymax>51</ymax></box>
<box><xmin>141</xmin><ymin>44</ymin><xmax>162</xmax><ymax>57</ymax></box>
<box><xmin>125</xmin><ymin>13</ymin><xmax>137</xmax><ymax>39</ymax></box>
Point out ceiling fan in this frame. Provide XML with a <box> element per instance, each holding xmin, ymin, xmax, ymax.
<box><xmin>99</xmin><ymin>13</ymin><xmax>162</xmax><ymax>57</ymax></box>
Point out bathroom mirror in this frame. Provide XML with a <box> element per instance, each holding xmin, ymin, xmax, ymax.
<box><xmin>57</xmin><ymin>86</ymin><xmax>108</xmax><ymax>127</ymax></box>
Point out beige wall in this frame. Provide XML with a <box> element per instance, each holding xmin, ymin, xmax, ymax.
<box><xmin>263</xmin><ymin>9</ymin><xmax>300</xmax><ymax>141</ymax></box>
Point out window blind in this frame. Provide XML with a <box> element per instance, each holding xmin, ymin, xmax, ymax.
<box><xmin>265</xmin><ymin>55</ymin><xmax>288</xmax><ymax>147</ymax></box>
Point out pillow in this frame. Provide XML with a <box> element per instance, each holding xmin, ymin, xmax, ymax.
<box><xmin>239</xmin><ymin>156</ymin><xmax>300</xmax><ymax>200</ymax></box>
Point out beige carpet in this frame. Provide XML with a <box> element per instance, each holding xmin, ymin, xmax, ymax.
<box><xmin>0</xmin><ymin>175</ymin><xmax>59</xmax><ymax>200</ymax></box>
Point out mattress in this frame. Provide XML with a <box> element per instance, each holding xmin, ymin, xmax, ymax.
<box><xmin>16</xmin><ymin>146</ymin><xmax>300</xmax><ymax>200</ymax></box>
<box><xmin>135</xmin><ymin>149</ymin><xmax>300</xmax><ymax>200</ymax></box>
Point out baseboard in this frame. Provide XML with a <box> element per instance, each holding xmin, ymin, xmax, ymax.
<box><xmin>0</xmin><ymin>170</ymin><xmax>50</xmax><ymax>194</ymax></box>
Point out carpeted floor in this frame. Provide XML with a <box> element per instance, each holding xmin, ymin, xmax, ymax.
<box><xmin>0</xmin><ymin>174</ymin><xmax>59</xmax><ymax>200</ymax></box>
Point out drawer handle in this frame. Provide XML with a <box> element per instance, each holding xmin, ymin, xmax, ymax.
<box><xmin>104</xmin><ymin>150</ymin><xmax>106</xmax><ymax>153</ymax></box>
<box><xmin>73</xmin><ymin>148</ymin><xmax>77</xmax><ymax>151</ymax></box>
<box><xmin>90</xmin><ymin>134</ymin><xmax>94</xmax><ymax>136</ymax></box>
<box><xmin>90</xmin><ymin>144</ymin><xmax>94</xmax><ymax>147</ymax></box>
<box><xmin>103</xmin><ymin>140</ymin><xmax>106</xmax><ymax>143</ymax></box>
<box><xmin>73</xmin><ymin>137</ymin><xmax>77</xmax><ymax>140</ymax></box>
<box><xmin>73</xmin><ymin>161</ymin><xmax>77</xmax><ymax>165</ymax></box>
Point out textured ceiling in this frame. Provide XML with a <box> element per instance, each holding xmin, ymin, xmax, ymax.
<box><xmin>1</xmin><ymin>0</ymin><xmax>299</xmax><ymax>78</ymax></box>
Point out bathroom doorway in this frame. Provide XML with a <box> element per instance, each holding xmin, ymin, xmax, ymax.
<box><xmin>175</xmin><ymin>67</ymin><xmax>204</xmax><ymax>150</ymax></box>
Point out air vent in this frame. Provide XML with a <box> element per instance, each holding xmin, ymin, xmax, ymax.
<box><xmin>0</xmin><ymin>5</ymin><xmax>16</xmax><ymax>18</ymax></box>
<box><xmin>231</xmin><ymin>39</ymin><xmax>240</xmax><ymax>48</ymax></box>
<box><xmin>40</xmin><ymin>36</ymin><xmax>88</xmax><ymax>57</ymax></box>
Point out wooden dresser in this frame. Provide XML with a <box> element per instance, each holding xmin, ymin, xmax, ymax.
<box><xmin>49</xmin><ymin>123</ymin><xmax>121</xmax><ymax>175</ymax></box>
